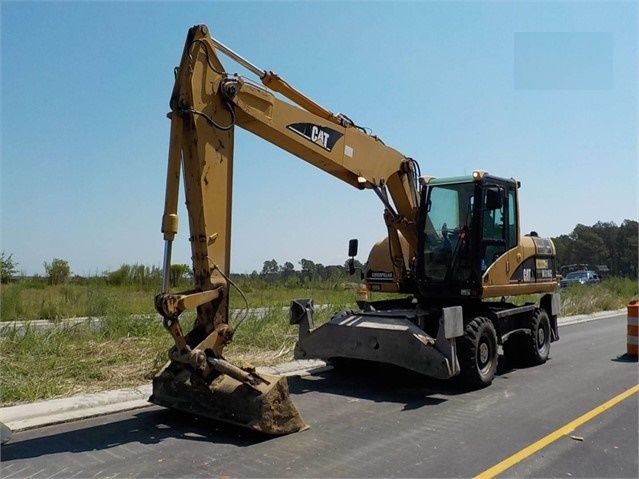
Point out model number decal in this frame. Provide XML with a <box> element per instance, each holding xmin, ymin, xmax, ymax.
<box><xmin>287</xmin><ymin>123</ymin><xmax>343</xmax><ymax>152</ymax></box>
<box><xmin>539</xmin><ymin>269</ymin><xmax>554</xmax><ymax>279</ymax></box>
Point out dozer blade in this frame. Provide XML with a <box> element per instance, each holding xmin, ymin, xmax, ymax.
<box><xmin>150</xmin><ymin>361</ymin><xmax>308</xmax><ymax>435</ymax></box>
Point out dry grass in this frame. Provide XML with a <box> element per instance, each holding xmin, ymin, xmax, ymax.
<box><xmin>0</xmin><ymin>316</ymin><xmax>168</xmax><ymax>405</ymax></box>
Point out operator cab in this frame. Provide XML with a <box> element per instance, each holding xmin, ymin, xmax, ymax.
<box><xmin>416</xmin><ymin>170</ymin><xmax>519</xmax><ymax>300</ymax></box>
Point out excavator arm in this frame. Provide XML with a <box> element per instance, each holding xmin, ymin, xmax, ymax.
<box><xmin>151</xmin><ymin>24</ymin><xmax>423</xmax><ymax>434</ymax></box>
<box><xmin>160</xmin><ymin>25</ymin><xmax>421</xmax><ymax>305</ymax></box>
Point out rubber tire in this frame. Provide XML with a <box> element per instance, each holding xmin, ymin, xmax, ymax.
<box><xmin>521</xmin><ymin>309</ymin><xmax>551</xmax><ymax>366</ymax></box>
<box><xmin>458</xmin><ymin>316</ymin><xmax>498</xmax><ymax>389</ymax></box>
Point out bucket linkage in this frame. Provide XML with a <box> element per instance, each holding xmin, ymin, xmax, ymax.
<box><xmin>151</xmin><ymin>293</ymin><xmax>307</xmax><ymax>435</ymax></box>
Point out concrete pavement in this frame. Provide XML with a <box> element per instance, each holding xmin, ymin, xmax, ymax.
<box><xmin>0</xmin><ymin>309</ymin><xmax>626</xmax><ymax>436</ymax></box>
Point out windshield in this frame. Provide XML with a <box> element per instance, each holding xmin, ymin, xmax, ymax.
<box><xmin>565</xmin><ymin>271</ymin><xmax>588</xmax><ymax>280</ymax></box>
<box><xmin>423</xmin><ymin>182</ymin><xmax>475</xmax><ymax>282</ymax></box>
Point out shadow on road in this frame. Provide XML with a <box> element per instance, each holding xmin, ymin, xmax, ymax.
<box><xmin>611</xmin><ymin>353</ymin><xmax>638</xmax><ymax>363</ymax></box>
<box><xmin>1</xmin><ymin>408</ymin><xmax>271</xmax><ymax>461</ymax></box>
<box><xmin>290</xmin><ymin>361</ymin><xmax>463</xmax><ymax>403</ymax></box>
<box><xmin>289</xmin><ymin>353</ymin><xmax>533</xmax><ymax>409</ymax></box>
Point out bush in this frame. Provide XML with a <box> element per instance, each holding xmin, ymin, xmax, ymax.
<box><xmin>600</xmin><ymin>277</ymin><xmax>638</xmax><ymax>299</ymax></box>
<box><xmin>0</xmin><ymin>252</ymin><xmax>18</xmax><ymax>284</ymax></box>
<box><xmin>44</xmin><ymin>258</ymin><xmax>71</xmax><ymax>285</ymax></box>
<box><xmin>85</xmin><ymin>290</ymin><xmax>116</xmax><ymax>317</ymax></box>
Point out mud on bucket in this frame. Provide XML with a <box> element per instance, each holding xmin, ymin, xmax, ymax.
<box><xmin>150</xmin><ymin>362</ymin><xmax>308</xmax><ymax>435</ymax></box>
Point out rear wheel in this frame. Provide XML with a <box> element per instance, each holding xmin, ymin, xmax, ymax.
<box><xmin>521</xmin><ymin>309</ymin><xmax>551</xmax><ymax>366</ymax></box>
<box><xmin>458</xmin><ymin>316</ymin><xmax>498</xmax><ymax>389</ymax></box>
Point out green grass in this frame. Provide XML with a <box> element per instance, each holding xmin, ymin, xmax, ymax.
<box><xmin>0</xmin><ymin>280</ymin><xmax>363</xmax><ymax>321</ymax></box>
<box><xmin>0</xmin><ymin>283</ymin><xmax>155</xmax><ymax>321</ymax></box>
<box><xmin>558</xmin><ymin>279</ymin><xmax>637</xmax><ymax>316</ymax></box>
<box><xmin>1</xmin><ymin>278</ymin><xmax>636</xmax><ymax>406</ymax></box>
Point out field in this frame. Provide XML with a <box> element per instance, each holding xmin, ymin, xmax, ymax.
<box><xmin>1</xmin><ymin>278</ymin><xmax>636</xmax><ymax>406</ymax></box>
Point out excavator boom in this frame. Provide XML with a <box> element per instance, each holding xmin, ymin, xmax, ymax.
<box><xmin>151</xmin><ymin>25</ymin><xmax>318</xmax><ymax>434</ymax></box>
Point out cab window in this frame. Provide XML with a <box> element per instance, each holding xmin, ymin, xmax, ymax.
<box><xmin>507</xmin><ymin>187</ymin><xmax>517</xmax><ymax>249</ymax></box>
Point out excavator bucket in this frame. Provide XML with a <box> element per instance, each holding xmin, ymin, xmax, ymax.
<box><xmin>150</xmin><ymin>360</ymin><xmax>308</xmax><ymax>435</ymax></box>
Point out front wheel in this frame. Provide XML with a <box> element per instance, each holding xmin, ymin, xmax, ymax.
<box><xmin>458</xmin><ymin>316</ymin><xmax>498</xmax><ymax>389</ymax></box>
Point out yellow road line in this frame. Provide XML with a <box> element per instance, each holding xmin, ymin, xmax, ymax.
<box><xmin>474</xmin><ymin>384</ymin><xmax>639</xmax><ymax>479</ymax></box>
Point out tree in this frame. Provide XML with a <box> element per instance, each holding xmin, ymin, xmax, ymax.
<box><xmin>592</xmin><ymin>221</ymin><xmax>618</xmax><ymax>272</ymax></box>
<box><xmin>107</xmin><ymin>264</ymin><xmax>132</xmax><ymax>286</ymax></box>
<box><xmin>551</xmin><ymin>234</ymin><xmax>573</xmax><ymax>267</ymax></box>
<box><xmin>315</xmin><ymin>263</ymin><xmax>326</xmax><ymax>281</ymax></box>
<box><xmin>260</xmin><ymin>259</ymin><xmax>281</xmax><ymax>284</ymax></box>
<box><xmin>281</xmin><ymin>261</ymin><xmax>296</xmax><ymax>280</ymax></box>
<box><xmin>616</xmin><ymin>220</ymin><xmax>638</xmax><ymax>279</ymax></box>
<box><xmin>0</xmin><ymin>252</ymin><xmax>18</xmax><ymax>283</ymax></box>
<box><xmin>44</xmin><ymin>258</ymin><xmax>71</xmax><ymax>285</ymax></box>
<box><xmin>568</xmin><ymin>224</ymin><xmax>608</xmax><ymax>266</ymax></box>
<box><xmin>299</xmin><ymin>258</ymin><xmax>316</xmax><ymax>282</ymax></box>
<box><xmin>261</xmin><ymin>259</ymin><xmax>280</xmax><ymax>276</ymax></box>
<box><xmin>170</xmin><ymin>264</ymin><xmax>191</xmax><ymax>287</ymax></box>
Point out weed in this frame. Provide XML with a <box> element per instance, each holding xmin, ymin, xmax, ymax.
<box><xmin>0</xmin><ymin>283</ymin><xmax>25</xmax><ymax>319</ymax></box>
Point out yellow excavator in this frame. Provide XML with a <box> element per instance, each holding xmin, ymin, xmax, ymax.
<box><xmin>151</xmin><ymin>24</ymin><xmax>560</xmax><ymax>435</ymax></box>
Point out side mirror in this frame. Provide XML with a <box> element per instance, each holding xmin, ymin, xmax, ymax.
<box><xmin>348</xmin><ymin>239</ymin><xmax>358</xmax><ymax>257</ymax></box>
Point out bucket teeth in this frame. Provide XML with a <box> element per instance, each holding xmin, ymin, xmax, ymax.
<box><xmin>150</xmin><ymin>361</ymin><xmax>308</xmax><ymax>435</ymax></box>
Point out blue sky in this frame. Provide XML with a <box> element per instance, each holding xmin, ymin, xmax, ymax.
<box><xmin>1</xmin><ymin>1</ymin><xmax>637</xmax><ymax>276</ymax></box>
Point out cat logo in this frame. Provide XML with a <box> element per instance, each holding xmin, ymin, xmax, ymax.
<box><xmin>287</xmin><ymin>123</ymin><xmax>343</xmax><ymax>152</ymax></box>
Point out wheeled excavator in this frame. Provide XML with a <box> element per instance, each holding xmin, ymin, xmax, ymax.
<box><xmin>151</xmin><ymin>24</ymin><xmax>560</xmax><ymax>435</ymax></box>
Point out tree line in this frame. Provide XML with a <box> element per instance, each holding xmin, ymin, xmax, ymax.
<box><xmin>0</xmin><ymin>257</ymin><xmax>185</xmax><ymax>287</ymax></box>
<box><xmin>0</xmin><ymin>255</ymin><xmax>360</xmax><ymax>288</ymax></box>
<box><xmin>238</xmin><ymin>258</ymin><xmax>365</xmax><ymax>284</ymax></box>
<box><xmin>551</xmin><ymin>220</ymin><xmax>637</xmax><ymax>278</ymax></box>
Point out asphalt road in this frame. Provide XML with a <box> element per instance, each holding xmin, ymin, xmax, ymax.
<box><xmin>1</xmin><ymin>313</ymin><xmax>637</xmax><ymax>478</ymax></box>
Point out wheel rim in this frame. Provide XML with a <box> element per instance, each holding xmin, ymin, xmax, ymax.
<box><xmin>537</xmin><ymin>321</ymin><xmax>548</xmax><ymax>354</ymax></box>
<box><xmin>478</xmin><ymin>339</ymin><xmax>491</xmax><ymax>373</ymax></box>
<box><xmin>537</xmin><ymin>328</ymin><xmax>545</xmax><ymax>347</ymax></box>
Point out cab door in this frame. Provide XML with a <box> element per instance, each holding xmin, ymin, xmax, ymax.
<box><xmin>480</xmin><ymin>180</ymin><xmax>518</xmax><ymax>282</ymax></box>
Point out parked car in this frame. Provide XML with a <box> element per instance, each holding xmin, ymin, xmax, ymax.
<box><xmin>559</xmin><ymin>270</ymin><xmax>601</xmax><ymax>289</ymax></box>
